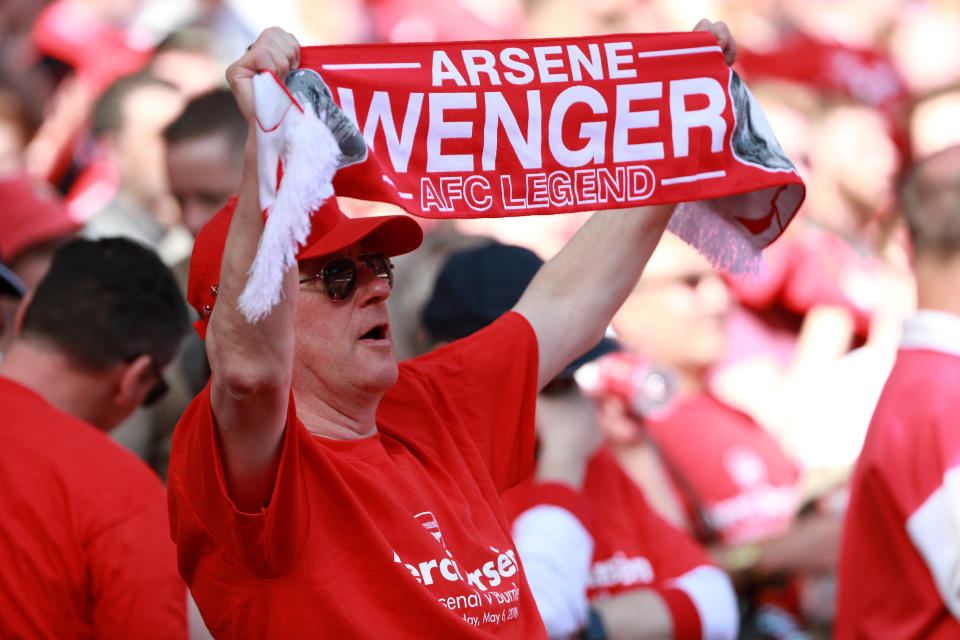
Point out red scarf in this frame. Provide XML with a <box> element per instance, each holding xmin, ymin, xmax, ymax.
<box><xmin>244</xmin><ymin>32</ymin><xmax>805</xmax><ymax>320</ymax></box>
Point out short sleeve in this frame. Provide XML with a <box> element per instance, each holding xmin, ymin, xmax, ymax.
<box><xmin>381</xmin><ymin>311</ymin><xmax>539</xmax><ymax>491</ymax></box>
<box><xmin>663</xmin><ymin>566</ymin><xmax>739</xmax><ymax>640</ymax></box>
<box><xmin>167</xmin><ymin>384</ymin><xmax>309</xmax><ymax>579</ymax></box>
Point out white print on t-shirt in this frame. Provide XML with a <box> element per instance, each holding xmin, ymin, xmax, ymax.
<box><xmin>392</xmin><ymin>511</ymin><xmax>524</xmax><ymax>628</ymax></box>
<box><xmin>704</xmin><ymin>483</ymin><xmax>799</xmax><ymax>545</ymax></box>
<box><xmin>415</xmin><ymin>510</ymin><xmax>451</xmax><ymax>553</ymax></box>
<box><xmin>587</xmin><ymin>551</ymin><xmax>655</xmax><ymax>590</ymax></box>
<box><xmin>392</xmin><ymin>544</ymin><xmax>520</xmax><ymax>590</ymax></box>
<box><xmin>722</xmin><ymin>446</ymin><xmax>768</xmax><ymax>489</ymax></box>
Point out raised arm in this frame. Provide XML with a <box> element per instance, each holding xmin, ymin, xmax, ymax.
<box><xmin>513</xmin><ymin>204</ymin><xmax>673</xmax><ymax>388</ymax></box>
<box><xmin>513</xmin><ymin>19</ymin><xmax>736</xmax><ymax>388</ymax></box>
<box><xmin>206</xmin><ymin>28</ymin><xmax>301</xmax><ymax>512</ymax></box>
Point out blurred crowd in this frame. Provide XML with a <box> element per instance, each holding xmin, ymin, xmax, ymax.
<box><xmin>1</xmin><ymin>0</ymin><xmax>959</xmax><ymax>638</ymax></box>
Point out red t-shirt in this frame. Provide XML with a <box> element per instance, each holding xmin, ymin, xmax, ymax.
<box><xmin>503</xmin><ymin>448</ymin><xmax>733</xmax><ymax>640</ymax></box>
<box><xmin>727</xmin><ymin>223</ymin><xmax>886</xmax><ymax>337</ymax></box>
<box><xmin>168</xmin><ymin>312</ymin><xmax>548</xmax><ymax>638</ymax></box>
<box><xmin>837</xmin><ymin>332</ymin><xmax>960</xmax><ymax>638</ymax></box>
<box><xmin>0</xmin><ymin>377</ymin><xmax>186</xmax><ymax>639</ymax></box>
<box><xmin>644</xmin><ymin>394</ymin><xmax>801</xmax><ymax>546</ymax></box>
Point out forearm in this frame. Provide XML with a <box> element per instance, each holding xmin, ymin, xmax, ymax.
<box><xmin>754</xmin><ymin>510</ymin><xmax>841</xmax><ymax>577</ymax></box>
<box><xmin>715</xmin><ymin>510</ymin><xmax>842</xmax><ymax>581</ymax></box>
<box><xmin>207</xmin><ymin>134</ymin><xmax>297</xmax><ymax>395</ymax></box>
<box><xmin>515</xmin><ymin>204</ymin><xmax>674</xmax><ymax>386</ymax></box>
<box><xmin>205</xmin><ymin>27</ymin><xmax>303</xmax><ymax>511</ymax></box>
<box><xmin>208</xmin><ymin>27</ymin><xmax>301</xmax><ymax>402</ymax></box>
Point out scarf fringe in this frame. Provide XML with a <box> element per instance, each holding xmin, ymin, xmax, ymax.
<box><xmin>669</xmin><ymin>199</ymin><xmax>766</xmax><ymax>278</ymax></box>
<box><xmin>238</xmin><ymin>99</ymin><xmax>340</xmax><ymax>323</ymax></box>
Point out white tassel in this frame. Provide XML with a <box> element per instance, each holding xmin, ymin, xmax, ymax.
<box><xmin>238</xmin><ymin>75</ymin><xmax>341</xmax><ymax>323</ymax></box>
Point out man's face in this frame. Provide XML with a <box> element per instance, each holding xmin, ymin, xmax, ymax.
<box><xmin>613</xmin><ymin>235</ymin><xmax>730</xmax><ymax>370</ymax></box>
<box><xmin>116</xmin><ymin>84</ymin><xmax>184</xmax><ymax>212</ymax></box>
<box><xmin>292</xmin><ymin>244</ymin><xmax>398</xmax><ymax>401</ymax></box>
<box><xmin>166</xmin><ymin>133</ymin><xmax>243</xmax><ymax>237</ymax></box>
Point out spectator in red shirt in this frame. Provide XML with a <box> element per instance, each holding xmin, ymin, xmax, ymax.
<box><xmin>837</xmin><ymin>144</ymin><xmax>960</xmax><ymax>638</ymax></box>
<box><xmin>591</xmin><ymin>232</ymin><xmax>839</xmax><ymax>637</ymax></box>
<box><xmin>0</xmin><ymin>236</ymin><xmax>189</xmax><ymax>639</ymax></box>
<box><xmin>422</xmin><ymin>241</ymin><xmax>740</xmax><ymax>640</ymax></box>
<box><xmin>166</xmin><ymin>22</ymin><xmax>739</xmax><ymax>639</ymax></box>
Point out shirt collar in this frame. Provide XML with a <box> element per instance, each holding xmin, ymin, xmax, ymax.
<box><xmin>900</xmin><ymin>310</ymin><xmax>960</xmax><ymax>358</ymax></box>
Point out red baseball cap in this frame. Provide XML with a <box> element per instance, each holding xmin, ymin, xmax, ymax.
<box><xmin>0</xmin><ymin>174</ymin><xmax>79</xmax><ymax>263</ymax></box>
<box><xmin>188</xmin><ymin>196</ymin><xmax>423</xmax><ymax>337</ymax></box>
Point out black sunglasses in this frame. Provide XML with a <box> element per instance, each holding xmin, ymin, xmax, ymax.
<box><xmin>298</xmin><ymin>253</ymin><xmax>394</xmax><ymax>301</ymax></box>
<box><xmin>142</xmin><ymin>358</ymin><xmax>169</xmax><ymax>407</ymax></box>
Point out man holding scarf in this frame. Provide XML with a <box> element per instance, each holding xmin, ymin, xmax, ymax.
<box><xmin>168</xmin><ymin>22</ymin><xmax>738</xmax><ymax>638</ymax></box>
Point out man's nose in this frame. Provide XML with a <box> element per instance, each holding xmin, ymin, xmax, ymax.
<box><xmin>354</xmin><ymin>266</ymin><xmax>391</xmax><ymax>305</ymax></box>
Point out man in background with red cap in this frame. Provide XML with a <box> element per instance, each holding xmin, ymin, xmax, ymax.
<box><xmin>168</xmin><ymin>23</ymin><xmax>738</xmax><ymax>638</ymax></box>
<box><xmin>0</xmin><ymin>174</ymin><xmax>78</xmax><ymax>356</ymax></box>
<box><xmin>0</xmin><ymin>173</ymin><xmax>78</xmax><ymax>291</ymax></box>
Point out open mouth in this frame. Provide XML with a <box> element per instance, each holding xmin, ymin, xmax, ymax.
<box><xmin>360</xmin><ymin>324</ymin><xmax>388</xmax><ymax>341</ymax></box>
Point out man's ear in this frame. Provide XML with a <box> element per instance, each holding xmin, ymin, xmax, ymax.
<box><xmin>115</xmin><ymin>353</ymin><xmax>153</xmax><ymax>405</ymax></box>
<box><xmin>12</xmin><ymin>289</ymin><xmax>33</xmax><ymax>337</ymax></box>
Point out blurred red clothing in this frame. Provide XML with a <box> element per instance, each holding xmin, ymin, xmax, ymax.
<box><xmin>30</xmin><ymin>0</ymin><xmax>152</xmax><ymax>94</ymax></box>
<box><xmin>642</xmin><ymin>393</ymin><xmax>801</xmax><ymax>546</ymax></box>
<box><xmin>587</xmin><ymin>353</ymin><xmax>801</xmax><ymax>545</ymax></box>
<box><xmin>0</xmin><ymin>377</ymin><xmax>186</xmax><ymax>639</ymax></box>
<box><xmin>0</xmin><ymin>173</ymin><xmax>78</xmax><ymax>262</ymax></box>
<box><xmin>504</xmin><ymin>447</ymin><xmax>738</xmax><ymax>639</ymax></box>
<box><xmin>728</xmin><ymin>223</ymin><xmax>888</xmax><ymax>338</ymax></box>
<box><xmin>64</xmin><ymin>156</ymin><xmax>119</xmax><ymax>224</ymax></box>
<box><xmin>837</xmin><ymin>312</ymin><xmax>960</xmax><ymax>639</ymax></box>
<box><xmin>738</xmin><ymin>33</ymin><xmax>910</xmax><ymax>165</ymax></box>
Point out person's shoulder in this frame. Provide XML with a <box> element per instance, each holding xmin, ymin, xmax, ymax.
<box><xmin>893</xmin><ymin>346</ymin><xmax>960</xmax><ymax>377</ymax></box>
<box><xmin>390</xmin><ymin>312</ymin><xmax>534</xmax><ymax>398</ymax></box>
<box><xmin>382</xmin><ymin>313</ymin><xmax>537</xmax><ymax>431</ymax></box>
<box><xmin>1</xmin><ymin>378</ymin><xmax>164</xmax><ymax>500</ymax></box>
<box><xmin>883</xmin><ymin>349</ymin><xmax>960</xmax><ymax>413</ymax></box>
<box><xmin>66</xmin><ymin>418</ymin><xmax>164</xmax><ymax>495</ymax></box>
<box><xmin>1</xmin><ymin>376</ymin><xmax>101</xmax><ymax>446</ymax></box>
<box><xmin>402</xmin><ymin>311</ymin><xmax>534</xmax><ymax>367</ymax></box>
<box><xmin>864</xmin><ymin>350</ymin><xmax>960</xmax><ymax>462</ymax></box>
